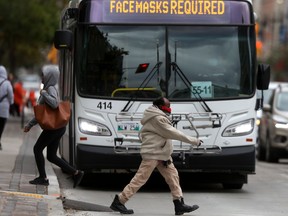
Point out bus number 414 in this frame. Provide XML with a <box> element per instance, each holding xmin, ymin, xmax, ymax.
<box><xmin>97</xmin><ymin>102</ymin><xmax>112</xmax><ymax>110</ymax></box>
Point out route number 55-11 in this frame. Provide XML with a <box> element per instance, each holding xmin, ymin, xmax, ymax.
<box><xmin>191</xmin><ymin>81</ymin><xmax>213</xmax><ymax>98</ymax></box>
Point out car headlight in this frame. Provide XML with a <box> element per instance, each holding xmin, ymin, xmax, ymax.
<box><xmin>79</xmin><ymin>118</ymin><xmax>111</xmax><ymax>136</ymax></box>
<box><xmin>273</xmin><ymin>115</ymin><xmax>288</xmax><ymax>129</ymax></box>
<box><xmin>274</xmin><ymin>121</ymin><xmax>288</xmax><ymax>129</ymax></box>
<box><xmin>222</xmin><ymin>119</ymin><xmax>254</xmax><ymax>137</ymax></box>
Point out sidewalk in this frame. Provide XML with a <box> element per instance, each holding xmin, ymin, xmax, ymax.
<box><xmin>0</xmin><ymin>116</ymin><xmax>66</xmax><ymax>216</ymax></box>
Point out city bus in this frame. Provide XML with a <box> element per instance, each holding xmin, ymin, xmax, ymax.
<box><xmin>54</xmin><ymin>0</ymin><xmax>270</xmax><ymax>189</ymax></box>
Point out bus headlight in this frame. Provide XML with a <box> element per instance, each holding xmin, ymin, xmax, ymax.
<box><xmin>79</xmin><ymin>118</ymin><xmax>111</xmax><ymax>136</ymax></box>
<box><xmin>222</xmin><ymin>119</ymin><xmax>254</xmax><ymax>137</ymax></box>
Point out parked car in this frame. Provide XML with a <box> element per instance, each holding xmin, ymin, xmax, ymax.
<box><xmin>256</xmin><ymin>82</ymin><xmax>284</xmax><ymax>126</ymax></box>
<box><xmin>256</xmin><ymin>82</ymin><xmax>282</xmax><ymax>151</ymax></box>
<box><xmin>257</xmin><ymin>83</ymin><xmax>288</xmax><ymax>162</ymax></box>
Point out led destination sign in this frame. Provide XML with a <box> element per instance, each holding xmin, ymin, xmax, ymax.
<box><xmin>110</xmin><ymin>0</ymin><xmax>225</xmax><ymax>15</ymax></box>
<box><xmin>79</xmin><ymin>0</ymin><xmax>252</xmax><ymax>25</ymax></box>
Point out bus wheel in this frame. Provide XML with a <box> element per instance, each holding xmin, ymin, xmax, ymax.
<box><xmin>222</xmin><ymin>183</ymin><xmax>243</xmax><ymax>190</ymax></box>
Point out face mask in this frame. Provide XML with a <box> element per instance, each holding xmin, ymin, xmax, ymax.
<box><xmin>160</xmin><ymin>106</ymin><xmax>172</xmax><ymax>114</ymax></box>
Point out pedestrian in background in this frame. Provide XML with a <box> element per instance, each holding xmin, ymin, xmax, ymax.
<box><xmin>23</xmin><ymin>65</ymin><xmax>84</xmax><ymax>187</ymax></box>
<box><xmin>13</xmin><ymin>81</ymin><xmax>26</xmax><ymax>117</ymax></box>
<box><xmin>0</xmin><ymin>65</ymin><xmax>14</xmax><ymax>150</ymax></box>
<box><xmin>110</xmin><ymin>97</ymin><xmax>202</xmax><ymax>215</ymax></box>
<box><xmin>28</xmin><ymin>90</ymin><xmax>37</xmax><ymax>107</ymax></box>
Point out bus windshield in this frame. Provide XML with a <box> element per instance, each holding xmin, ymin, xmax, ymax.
<box><xmin>77</xmin><ymin>25</ymin><xmax>255</xmax><ymax>100</ymax></box>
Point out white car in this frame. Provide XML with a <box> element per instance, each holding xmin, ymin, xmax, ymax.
<box><xmin>257</xmin><ymin>83</ymin><xmax>288</xmax><ymax>162</ymax></box>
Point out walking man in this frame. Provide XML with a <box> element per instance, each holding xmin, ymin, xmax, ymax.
<box><xmin>110</xmin><ymin>97</ymin><xmax>202</xmax><ymax>215</ymax></box>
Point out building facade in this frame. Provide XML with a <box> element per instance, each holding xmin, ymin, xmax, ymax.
<box><xmin>253</xmin><ymin>0</ymin><xmax>288</xmax><ymax>60</ymax></box>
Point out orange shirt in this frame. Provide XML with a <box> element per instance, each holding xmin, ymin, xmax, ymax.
<box><xmin>13</xmin><ymin>82</ymin><xmax>26</xmax><ymax>105</ymax></box>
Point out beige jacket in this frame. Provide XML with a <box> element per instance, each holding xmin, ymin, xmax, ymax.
<box><xmin>140</xmin><ymin>105</ymin><xmax>199</xmax><ymax>161</ymax></box>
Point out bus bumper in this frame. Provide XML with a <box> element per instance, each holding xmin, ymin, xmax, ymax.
<box><xmin>76</xmin><ymin>144</ymin><xmax>255</xmax><ymax>175</ymax></box>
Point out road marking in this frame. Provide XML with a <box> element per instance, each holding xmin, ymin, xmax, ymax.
<box><xmin>0</xmin><ymin>190</ymin><xmax>61</xmax><ymax>200</ymax></box>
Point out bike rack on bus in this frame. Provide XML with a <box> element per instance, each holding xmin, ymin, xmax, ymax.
<box><xmin>114</xmin><ymin>112</ymin><xmax>222</xmax><ymax>156</ymax></box>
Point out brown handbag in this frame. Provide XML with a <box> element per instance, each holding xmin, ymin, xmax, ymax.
<box><xmin>34</xmin><ymin>101</ymin><xmax>71</xmax><ymax>130</ymax></box>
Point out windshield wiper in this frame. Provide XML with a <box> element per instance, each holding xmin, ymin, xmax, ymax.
<box><xmin>121</xmin><ymin>62</ymin><xmax>163</xmax><ymax>112</ymax></box>
<box><xmin>171</xmin><ymin>62</ymin><xmax>212</xmax><ymax>112</ymax></box>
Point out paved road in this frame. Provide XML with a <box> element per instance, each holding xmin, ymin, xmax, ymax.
<box><xmin>2</xmin><ymin>116</ymin><xmax>288</xmax><ymax>216</ymax></box>
<box><xmin>55</xmin><ymin>155</ymin><xmax>288</xmax><ymax>216</ymax></box>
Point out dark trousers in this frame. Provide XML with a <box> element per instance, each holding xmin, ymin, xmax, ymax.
<box><xmin>33</xmin><ymin>127</ymin><xmax>76</xmax><ymax>178</ymax></box>
<box><xmin>0</xmin><ymin>117</ymin><xmax>7</xmax><ymax>142</ymax></box>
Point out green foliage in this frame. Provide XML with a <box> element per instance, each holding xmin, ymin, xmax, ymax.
<box><xmin>0</xmin><ymin>0</ymin><xmax>63</xmax><ymax>72</ymax></box>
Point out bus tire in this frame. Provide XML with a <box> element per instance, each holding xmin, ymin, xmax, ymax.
<box><xmin>222</xmin><ymin>183</ymin><xmax>243</xmax><ymax>190</ymax></box>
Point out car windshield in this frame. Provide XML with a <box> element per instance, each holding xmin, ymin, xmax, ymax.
<box><xmin>77</xmin><ymin>25</ymin><xmax>255</xmax><ymax>100</ymax></box>
<box><xmin>276</xmin><ymin>92</ymin><xmax>288</xmax><ymax>111</ymax></box>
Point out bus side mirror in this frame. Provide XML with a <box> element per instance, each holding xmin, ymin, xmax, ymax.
<box><xmin>54</xmin><ymin>30</ymin><xmax>73</xmax><ymax>50</ymax></box>
<box><xmin>257</xmin><ymin>64</ymin><xmax>270</xmax><ymax>90</ymax></box>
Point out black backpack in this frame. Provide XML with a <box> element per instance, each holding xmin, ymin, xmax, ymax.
<box><xmin>0</xmin><ymin>79</ymin><xmax>8</xmax><ymax>102</ymax></box>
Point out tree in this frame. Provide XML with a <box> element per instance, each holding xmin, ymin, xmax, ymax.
<box><xmin>0</xmin><ymin>0</ymin><xmax>62</xmax><ymax>73</ymax></box>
